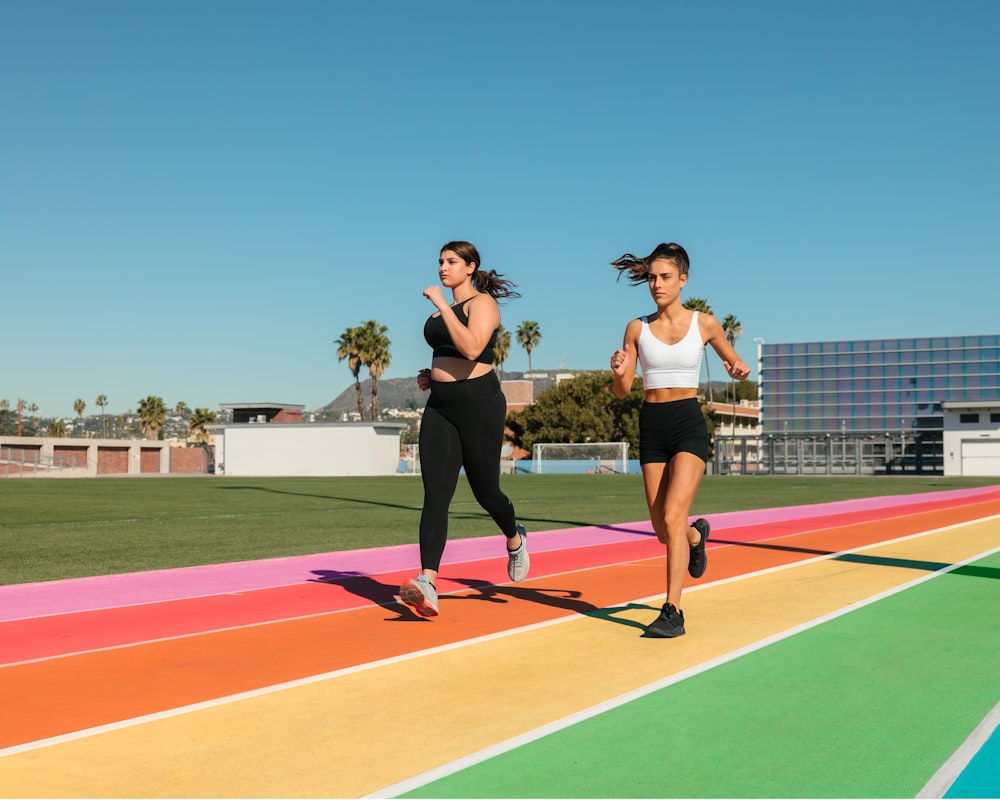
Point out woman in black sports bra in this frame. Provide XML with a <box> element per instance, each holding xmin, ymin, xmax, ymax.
<box><xmin>398</xmin><ymin>241</ymin><xmax>530</xmax><ymax>619</ymax></box>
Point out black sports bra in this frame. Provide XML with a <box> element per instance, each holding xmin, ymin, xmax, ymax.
<box><xmin>423</xmin><ymin>298</ymin><xmax>498</xmax><ymax>365</ymax></box>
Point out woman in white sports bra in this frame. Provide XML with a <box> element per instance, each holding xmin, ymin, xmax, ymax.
<box><xmin>609</xmin><ymin>242</ymin><xmax>749</xmax><ymax>638</ymax></box>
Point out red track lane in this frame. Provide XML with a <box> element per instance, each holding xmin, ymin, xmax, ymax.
<box><xmin>3</xmin><ymin>497</ymin><xmax>998</xmax><ymax>750</ymax></box>
<box><xmin>3</xmin><ymin>492</ymin><xmax>991</xmax><ymax>665</ymax></box>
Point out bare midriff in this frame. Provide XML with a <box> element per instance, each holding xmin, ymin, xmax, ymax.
<box><xmin>431</xmin><ymin>356</ymin><xmax>494</xmax><ymax>382</ymax></box>
<box><xmin>643</xmin><ymin>387</ymin><xmax>699</xmax><ymax>403</ymax></box>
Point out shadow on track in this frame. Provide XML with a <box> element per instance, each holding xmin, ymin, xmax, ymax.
<box><xmin>309</xmin><ymin>570</ymin><xmax>654</xmax><ymax>628</ymax></box>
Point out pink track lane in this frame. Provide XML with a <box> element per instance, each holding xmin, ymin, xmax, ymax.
<box><xmin>2</xmin><ymin>487</ymin><xmax>997</xmax><ymax>665</ymax></box>
<box><xmin>1</xmin><ymin>486</ymin><xmax>995</xmax><ymax>627</ymax></box>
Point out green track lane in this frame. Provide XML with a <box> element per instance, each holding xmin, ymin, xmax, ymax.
<box><xmin>402</xmin><ymin>551</ymin><xmax>1000</xmax><ymax>798</ymax></box>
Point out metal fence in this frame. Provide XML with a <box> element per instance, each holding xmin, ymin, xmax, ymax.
<box><xmin>712</xmin><ymin>434</ymin><xmax>943</xmax><ymax>476</ymax></box>
<box><xmin>0</xmin><ymin>446</ymin><xmax>81</xmax><ymax>478</ymax></box>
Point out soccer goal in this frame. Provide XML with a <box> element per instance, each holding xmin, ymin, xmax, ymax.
<box><xmin>531</xmin><ymin>442</ymin><xmax>630</xmax><ymax>474</ymax></box>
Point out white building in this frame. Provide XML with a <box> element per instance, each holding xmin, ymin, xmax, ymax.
<box><xmin>941</xmin><ymin>401</ymin><xmax>1000</xmax><ymax>477</ymax></box>
<box><xmin>210</xmin><ymin>420</ymin><xmax>407</xmax><ymax>476</ymax></box>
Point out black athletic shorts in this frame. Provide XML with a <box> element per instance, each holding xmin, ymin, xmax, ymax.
<box><xmin>638</xmin><ymin>397</ymin><xmax>710</xmax><ymax>464</ymax></box>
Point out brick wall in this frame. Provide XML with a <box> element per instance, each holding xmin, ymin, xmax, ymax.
<box><xmin>97</xmin><ymin>447</ymin><xmax>129</xmax><ymax>475</ymax></box>
<box><xmin>53</xmin><ymin>446</ymin><xmax>88</xmax><ymax>468</ymax></box>
<box><xmin>140</xmin><ymin>448</ymin><xmax>160</xmax><ymax>473</ymax></box>
<box><xmin>171</xmin><ymin>446</ymin><xmax>209</xmax><ymax>474</ymax></box>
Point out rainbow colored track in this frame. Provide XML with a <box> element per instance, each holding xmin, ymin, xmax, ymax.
<box><xmin>2</xmin><ymin>486</ymin><xmax>999</xmax><ymax>798</ymax></box>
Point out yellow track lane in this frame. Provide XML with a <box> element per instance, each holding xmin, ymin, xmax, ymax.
<box><xmin>1</xmin><ymin>518</ymin><xmax>996</xmax><ymax>798</ymax></box>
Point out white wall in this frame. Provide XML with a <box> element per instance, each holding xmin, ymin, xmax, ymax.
<box><xmin>213</xmin><ymin>422</ymin><xmax>406</xmax><ymax>476</ymax></box>
<box><xmin>942</xmin><ymin>406</ymin><xmax>1000</xmax><ymax>477</ymax></box>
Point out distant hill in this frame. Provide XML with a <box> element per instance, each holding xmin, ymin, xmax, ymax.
<box><xmin>319</xmin><ymin>377</ymin><xmax>425</xmax><ymax>416</ymax></box>
<box><xmin>316</xmin><ymin>369</ymin><xmax>571</xmax><ymax>416</ymax></box>
<box><xmin>316</xmin><ymin>371</ymin><xmax>750</xmax><ymax>416</ymax></box>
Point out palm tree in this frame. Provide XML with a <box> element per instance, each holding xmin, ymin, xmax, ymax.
<box><xmin>683</xmin><ymin>298</ymin><xmax>714</xmax><ymax>402</ymax></box>
<box><xmin>357</xmin><ymin>320</ymin><xmax>391</xmax><ymax>421</ymax></box>
<box><xmin>189</xmin><ymin>407</ymin><xmax>217</xmax><ymax>443</ymax></box>
<box><xmin>335</xmin><ymin>326</ymin><xmax>366</xmax><ymax>420</ymax></box>
<box><xmin>137</xmin><ymin>395</ymin><xmax>167</xmax><ymax>440</ymax></box>
<box><xmin>174</xmin><ymin>401</ymin><xmax>189</xmax><ymax>417</ymax></box>
<box><xmin>95</xmin><ymin>394</ymin><xmax>108</xmax><ymax>438</ymax></box>
<box><xmin>72</xmin><ymin>398</ymin><xmax>87</xmax><ymax>436</ymax></box>
<box><xmin>722</xmin><ymin>314</ymin><xmax>743</xmax><ymax>433</ymax></box>
<box><xmin>516</xmin><ymin>321</ymin><xmax>542</xmax><ymax>375</ymax></box>
<box><xmin>494</xmin><ymin>324</ymin><xmax>511</xmax><ymax>379</ymax></box>
<box><xmin>47</xmin><ymin>420</ymin><xmax>67</xmax><ymax>437</ymax></box>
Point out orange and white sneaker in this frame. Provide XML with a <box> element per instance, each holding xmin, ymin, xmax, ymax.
<box><xmin>399</xmin><ymin>574</ymin><xmax>439</xmax><ymax>617</ymax></box>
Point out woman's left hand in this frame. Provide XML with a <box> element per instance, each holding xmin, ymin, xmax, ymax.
<box><xmin>724</xmin><ymin>359</ymin><xmax>750</xmax><ymax>380</ymax></box>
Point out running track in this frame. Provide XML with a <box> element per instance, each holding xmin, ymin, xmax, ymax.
<box><xmin>1</xmin><ymin>486</ymin><xmax>999</xmax><ymax>798</ymax></box>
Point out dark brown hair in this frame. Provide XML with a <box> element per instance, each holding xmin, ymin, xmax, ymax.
<box><xmin>611</xmin><ymin>242</ymin><xmax>690</xmax><ymax>284</ymax></box>
<box><xmin>441</xmin><ymin>240</ymin><xmax>521</xmax><ymax>302</ymax></box>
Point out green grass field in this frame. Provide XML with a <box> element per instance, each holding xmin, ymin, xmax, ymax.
<box><xmin>1</xmin><ymin>474</ymin><xmax>997</xmax><ymax>585</ymax></box>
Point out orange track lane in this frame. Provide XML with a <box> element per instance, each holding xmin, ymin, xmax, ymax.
<box><xmin>3</xmin><ymin>497</ymin><xmax>998</xmax><ymax>750</ymax></box>
<box><xmin>3</xmin><ymin>492</ymin><xmax>989</xmax><ymax>665</ymax></box>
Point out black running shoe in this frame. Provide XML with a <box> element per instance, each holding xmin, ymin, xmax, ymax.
<box><xmin>688</xmin><ymin>518</ymin><xmax>710</xmax><ymax>579</ymax></box>
<box><xmin>641</xmin><ymin>602</ymin><xmax>686</xmax><ymax>638</ymax></box>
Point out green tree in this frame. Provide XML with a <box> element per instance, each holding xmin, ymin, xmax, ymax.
<box><xmin>736</xmin><ymin>380</ymin><xmax>758</xmax><ymax>402</ymax></box>
<box><xmin>189</xmin><ymin>407</ymin><xmax>217</xmax><ymax>443</ymax></box>
<box><xmin>335</xmin><ymin>325</ymin><xmax>366</xmax><ymax>420</ymax></box>
<box><xmin>516</xmin><ymin>320</ymin><xmax>542</xmax><ymax>374</ymax></box>
<box><xmin>47</xmin><ymin>420</ymin><xmax>67</xmax><ymax>437</ymax></box>
<box><xmin>358</xmin><ymin>320</ymin><xmax>391</xmax><ymax>421</ymax></box>
<box><xmin>95</xmin><ymin>394</ymin><xmax>109</xmax><ymax>438</ymax></box>
<box><xmin>0</xmin><ymin>400</ymin><xmax>15</xmax><ymax>436</ymax></box>
<box><xmin>494</xmin><ymin>325</ymin><xmax>511</xmax><ymax>379</ymax></box>
<box><xmin>137</xmin><ymin>396</ymin><xmax>167</xmax><ymax>440</ymax></box>
<box><xmin>506</xmin><ymin>371</ymin><xmax>643</xmax><ymax>453</ymax></box>
<box><xmin>683</xmin><ymin>297</ymin><xmax>714</xmax><ymax>402</ymax></box>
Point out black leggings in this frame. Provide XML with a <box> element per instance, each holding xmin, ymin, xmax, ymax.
<box><xmin>418</xmin><ymin>371</ymin><xmax>517</xmax><ymax>571</ymax></box>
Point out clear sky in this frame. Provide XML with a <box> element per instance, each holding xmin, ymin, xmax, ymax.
<box><xmin>3</xmin><ymin>0</ymin><xmax>998</xmax><ymax>419</ymax></box>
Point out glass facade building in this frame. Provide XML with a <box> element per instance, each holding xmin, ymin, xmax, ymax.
<box><xmin>758</xmin><ymin>334</ymin><xmax>1000</xmax><ymax>473</ymax></box>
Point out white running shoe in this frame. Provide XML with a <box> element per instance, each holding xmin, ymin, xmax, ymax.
<box><xmin>507</xmin><ymin>525</ymin><xmax>530</xmax><ymax>582</ymax></box>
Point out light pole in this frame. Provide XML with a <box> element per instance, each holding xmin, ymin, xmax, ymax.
<box><xmin>753</xmin><ymin>337</ymin><xmax>765</xmax><ymax>435</ymax></box>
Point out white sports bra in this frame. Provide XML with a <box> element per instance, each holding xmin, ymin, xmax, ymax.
<box><xmin>636</xmin><ymin>312</ymin><xmax>704</xmax><ymax>390</ymax></box>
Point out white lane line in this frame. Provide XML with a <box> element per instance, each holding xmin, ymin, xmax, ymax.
<box><xmin>917</xmin><ymin>699</ymin><xmax>1000</xmax><ymax>799</ymax></box>
<box><xmin>366</xmin><ymin>542</ymin><xmax>1000</xmax><ymax>799</ymax></box>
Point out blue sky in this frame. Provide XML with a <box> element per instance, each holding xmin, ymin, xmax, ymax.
<box><xmin>3</xmin><ymin>0</ymin><xmax>998</xmax><ymax>419</ymax></box>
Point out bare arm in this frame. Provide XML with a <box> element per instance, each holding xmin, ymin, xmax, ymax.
<box><xmin>423</xmin><ymin>289</ymin><xmax>500</xmax><ymax>360</ymax></box>
<box><xmin>699</xmin><ymin>314</ymin><xmax>750</xmax><ymax>380</ymax></box>
<box><xmin>610</xmin><ymin>318</ymin><xmax>642</xmax><ymax>399</ymax></box>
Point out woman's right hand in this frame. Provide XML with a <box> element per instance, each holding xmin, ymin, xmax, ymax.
<box><xmin>417</xmin><ymin>368</ymin><xmax>431</xmax><ymax>391</ymax></box>
<box><xmin>610</xmin><ymin>349</ymin><xmax>629</xmax><ymax>377</ymax></box>
<box><xmin>422</xmin><ymin>285</ymin><xmax>448</xmax><ymax>310</ymax></box>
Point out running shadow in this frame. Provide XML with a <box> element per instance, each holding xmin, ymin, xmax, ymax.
<box><xmin>447</xmin><ymin>577</ymin><xmax>653</xmax><ymax>630</ymax></box>
<box><xmin>711</xmin><ymin>539</ymin><xmax>1000</xmax><ymax>580</ymax></box>
<box><xmin>216</xmin><ymin>486</ymin><xmax>651</xmax><ymax>534</ymax></box>
<box><xmin>309</xmin><ymin>570</ymin><xmax>655</xmax><ymax>628</ymax></box>
<box><xmin>219</xmin><ymin>486</ymin><xmax>422</xmax><ymax>513</ymax></box>
<box><xmin>308</xmin><ymin>570</ymin><xmax>427</xmax><ymax>622</ymax></box>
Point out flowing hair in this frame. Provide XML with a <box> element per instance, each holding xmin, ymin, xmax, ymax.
<box><xmin>442</xmin><ymin>240</ymin><xmax>521</xmax><ymax>302</ymax></box>
<box><xmin>611</xmin><ymin>242</ymin><xmax>690</xmax><ymax>285</ymax></box>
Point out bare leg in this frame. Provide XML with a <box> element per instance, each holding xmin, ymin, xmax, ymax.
<box><xmin>641</xmin><ymin>452</ymin><xmax>706</xmax><ymax>610</ymax></box>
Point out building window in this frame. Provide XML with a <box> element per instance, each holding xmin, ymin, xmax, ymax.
<box><xmin>959</xmin><ymin>413</ymin><xmax>979</xmax><ymax>424</ymax></box>
<box><xmin>991</xmin><ymin>413</ymin><xmax>1000</xmax><ymax>424</ymax></box>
